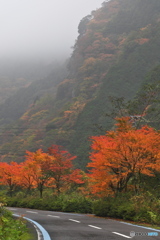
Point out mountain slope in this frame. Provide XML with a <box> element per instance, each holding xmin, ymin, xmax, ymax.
<box><xmin>0</xmin><ymin>62</ymin><xmax>68</xmax><ymax>124</ymax></box>
<box><xmin>1</xmin><ymin>0</ymin><xmax>160</xmax><ymax>169</ymax></box>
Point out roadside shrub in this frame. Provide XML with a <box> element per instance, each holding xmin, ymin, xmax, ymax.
<box><xmin>115</xmin><ymin>203</ymin><xmax>136</xmax><ymax>220</ymax></box>
<box><xmin>6</xmin><ymin>193</ymin><xmax>92</xmax><ymax>213</ymax></box>
<box><xmin>49</xmin><ymin>201</ymin><xmax>63</xmax><ymax>211</ymax></box>
<box><xmin>93</xmin><ymin>198</ymin><xmax>115</xmax><ymax>217</ymax></box>
<box><xmin>93</xmin><ymin>197</ymin><xmax>136</xmax><ymax>220</ymax></box>
<box><xmin>27</xmin><ymin>198</ymin><xmax>43</xmax><ymax>209</ymax></box>
<box><xmin>62</xmin><ymin>197</ymin><xmax>92</xmax><ymax>213</ymax></box>
<box><xmin>93</xmin><ymin>193</ymin><xmax>160</xmax><ymax>225</ymax></box>
<box><xmin>6</xmin><ymin>197</ymin><xmax>19</xmax><ymax>207</ymax></box>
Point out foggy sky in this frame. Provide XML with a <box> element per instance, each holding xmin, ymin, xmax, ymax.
<box><xmin>0</xmin><ymin>0</ymin><xmax>103</xmax><ymax>61</ymax></box>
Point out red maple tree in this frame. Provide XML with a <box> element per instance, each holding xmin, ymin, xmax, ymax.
<box><xmin>47</xmin><ymin>145</ymin><xmax>84</xmax><ymax>194</ymax></box>
<box><xmin>88</xmin><ymin>117</ymin><xmax>160</xmax><ymax>197</ymax></box>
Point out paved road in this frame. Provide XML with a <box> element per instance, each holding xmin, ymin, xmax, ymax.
<box><xmin>8</xmin><ymin>207</ymin><xmax>159</xmax><ymax>240</ymax></box>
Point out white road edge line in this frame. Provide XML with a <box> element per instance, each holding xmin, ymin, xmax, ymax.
<box><xmin>48</xmin><ymin>215</ymin><xmax>60</xmax><ymax>218</ymax></box>
<box><xmin>13</xmin><ymin>214</ymin><xmax>51</xmax><ymax>240</ymax></box>
<box><xmin>112</xmin><ymin>232</ymin><xmax>132</xmax><ymax>238</ymax></box>
<box><xmin>33</xmin><ymin>223</ymin><xmax>41</xmax><ymax>240</ymax></box>
<box><xmin>88</xmin><ymin>225</ymin><xmax>102</xmax><ymax>230</ymax></box>
<box><xmin>120</xmin><ymin>221</ymin><xmax>160</xmax><ymax>232</ymax></box>
<box><xmin>26</xmin><ymin>211</ymin><xmax>38</xmax><ymax>214</ymax></box>
<box><xmin>69</xmin><ymin>219</ymin><xmax>81</xmax><ymax>223</ymax></box>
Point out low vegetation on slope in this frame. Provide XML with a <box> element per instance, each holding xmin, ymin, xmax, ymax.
<box><xmin>0</xmin><ymin>202</ymin><xmax>32</xmax><ymax>240</ymax></box>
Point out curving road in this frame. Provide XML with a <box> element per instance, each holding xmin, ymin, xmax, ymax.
<box><xmin>8</xmin><ymin>207</ymin><xmax>159</xmax><ymax>239</ymax></box>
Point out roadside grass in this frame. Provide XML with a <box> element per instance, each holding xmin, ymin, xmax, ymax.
<box><xmin>0</xmin><ymin>202</ymin><xmax>33</xmax><ymax>240</ymax></box>
<box><xmin>0</xmin><ymin>216</ymin><xmax>33</xmax><ymax>240</ymax></box>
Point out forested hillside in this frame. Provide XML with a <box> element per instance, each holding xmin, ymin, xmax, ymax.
<box><xmin>1</xmin><ymin>0</ymin><xmax>160</xmax><ymax>169</ymax></box>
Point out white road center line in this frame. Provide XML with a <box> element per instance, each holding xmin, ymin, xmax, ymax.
<box><xmin>26</xmin><ymin>211</ymin><xmax>38</xmax><ymax>214</ymax></box>
<box><xmin>69</xmin><ymin>219</ymin><xmax>81</xmax><ymax>223</ymax></box>
<box><xmin>48</xmin><ymin>215</ymin><xmax>60</xmax><ymax>218</ymax></box>
<box><xmin>112</xmin><ymin>232</ymin><xmax>132</xmax><ymax>238</ymax></box>
<box><xmin>88</xmin><ymin>225</ymin><xmax>102</xmax><ymax>230</ymax></box>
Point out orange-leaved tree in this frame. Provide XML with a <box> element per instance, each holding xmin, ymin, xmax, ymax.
<box><xmin>24</xmin><ymin>145</ymin><xmax>84</xmax><ymax>197</ymax></box>
<box><xmin>88</xmin><ymin>117</ymin><xmax>160</xmax><ymax>197</ymax></box>
<box><xmin>47</xmin><ymin>145</ymin><xmax>84</xmax><ymax>194</ymax></box>
<box><xmin>24</xmin><ymin>149</ymin><xmax>53</xmax><ymax>198</ymax></box>
<box><xmin>0</xmin><ymin>162</ymin><xmax>20</xmax><ymax>196</ymax></box>
<box><xmin>16</xmin><ymin>161</ymin><xmax>36</xmax><ymax>195</ymax></box>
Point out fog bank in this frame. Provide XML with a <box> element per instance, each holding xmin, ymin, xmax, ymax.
<box><xmin>0</xmin><ymin>0</ymin><xmax>103</xmax><ymax>61</ymax></box>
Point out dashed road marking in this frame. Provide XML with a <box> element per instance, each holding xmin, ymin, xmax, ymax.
<box><xmin>48</xmin><ymin>215</ymin><xmax>60</xmax><ymax>218</ymax></box>
<box><xmin>7</xmin><ymin>208</ymin><xmax>17</xmax><ymax>211</ymax></box>
<box><xmin>26</xmin><ymin>211</ymin><xmax>38</xmax><ymax>214</ymax></box>
<box><xmin>112</xmin><ymin>232</ymin><xmax>132</xmax><ymax>238</ymax></box>
<box><xmin>88</xmin><ymin>225</ymin><xmax>102</xmax><ymax>230</ymax></box>
<box><xmin>69</xmin><ymin>219</ymin><xmax>81</xmax><ymax>223</ymax></box>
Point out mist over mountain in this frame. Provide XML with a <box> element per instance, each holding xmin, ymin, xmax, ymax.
<box><xmin>0</xmin><ymin>0</ymin><xmax>103</xmax><ymax>105</ymax></box>
<box><xmin>1</xmin><ymin>0</ymin><xmax>160</xmax><ymax>169</ymax></box>
<box><xmin>0</xmin><ymin>58</ymin><xmax>67</xmax><ymax>106</ymax></box>
<box><xmin>0</xmin><ymin>0</ymin><xmax>102</xmax><ymax>61</ymax></box>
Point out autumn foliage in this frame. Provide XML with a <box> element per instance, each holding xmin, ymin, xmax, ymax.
<box><xmin>0</xmin><ymin>145</ymin><xmax>84</xmax><ymax>197</ymax></box>
<box><xmin>88</xmin><ymin>117</ymin><xmax>160</xmax><ymax>197</ymax></box>
<box><xmin>2</xmin><ymin>118</ymin><xmax>160</xmax><ymax>200</ymax></box>
<box><xmin>0</xmin><ymin>162</ymin><xmax>20</xmax><ymax>196</ymax></box>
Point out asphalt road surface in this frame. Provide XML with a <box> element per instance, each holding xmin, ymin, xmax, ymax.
<box><xmin>8</xmin><ymin>207</ymin><xmax>160</xmax><ymax>240</ymax></box>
